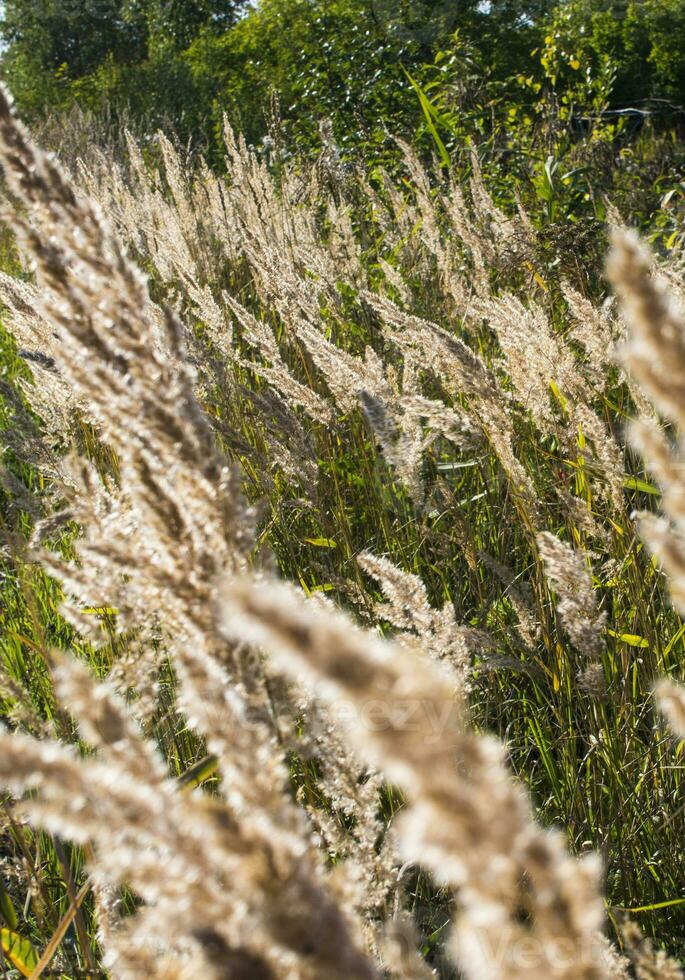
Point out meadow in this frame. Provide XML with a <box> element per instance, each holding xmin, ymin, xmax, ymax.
<box><xmin>0</xmin><ymin>61</ymin><xmax>685</xmax><ymax>977</ymax></box>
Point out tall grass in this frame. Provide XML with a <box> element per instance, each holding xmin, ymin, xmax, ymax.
<box><xmin>0</xmin><ymin>86</ymin><xmax>685</xmax><ymax>976</ymax></box>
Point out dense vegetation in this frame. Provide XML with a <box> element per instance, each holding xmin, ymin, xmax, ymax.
<box><xmin>1</xmin><ymin>1</ymin><xmax>685</xmax><ymax>977</ymax></box>
<box><xmin>3</xmin><ymin>0</ymin><xmax>685</xmax><ymax>155</ymax></box>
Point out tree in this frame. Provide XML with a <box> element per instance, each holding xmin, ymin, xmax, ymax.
<box><xmin>0</xmin><ymin>0</ymin><xmax>252</xmax><ymax>129</ymax></box>
<box><xmin>1</xmin><ymin>1</ymin><xmax>149</xmax><ymax>78</ymax></box>
<box><xmin>146</xmin><ymin>0</ymin><xmax>247</xmax><ymax>49</ymax></box>
<box><xmin>545</xmin><ymin>0</ymin><xmax>685</xmax><ymax>109</ymax></box>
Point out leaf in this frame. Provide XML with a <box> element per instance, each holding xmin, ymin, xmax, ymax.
<box><xmin>549</xmin><ymin>379</ymin><xmax>568</xmax><ymax>411</ymax></box>
<box><xmin>403</xmin><ymin>69</ymin><xmax>451</xmax><ymax>169</ymax></box>
<box><xmin>616</xmin><ymin>897</ymin><xmax>685</xmax><ymax>913</ymax></box>
<box><xmin>623</xmin><ymin>475</ymin><xmax>661</xmax><ymax>495</ymax></box>
<box><xmin>561</xmin><ymin>166</ymin><xmax>586</xmax><ymax>182</ymax></box>
<box><xmin>436</xmin><ymin>458</ymin><xmax>480</xmax><ymax>471</ymax></box>
<box><xmin>304</xmin><ymin>537</ymin><xmax>338</xmax><ymax>549</ymax></box>
<box><xmin>0</xmin><ymin>880</ymin><xmax>18</xmax><ymax>930</ymax></box>
<box><xmin>1</xmin><ymin>929</ymin><xmax>39</xmax><ymax>977</ymax></box>
<box><xmin>663</xmin><ymin>622</ymin><xmax>685</xmax><ymax>658</ymax></box>
<box><xmin>607</xmin><ymin>517</ymin><xmax>625</xmax><ymax>536</ymax></box>
<box><xmin>543</xmin><ymin>155</ymin><xmax>557</xmax><ymax>197</ymax></box>
<box><xmin>532</xmin><ymin>270</ymin><xmax>548</xmax><ymax>292</ymax></box>
<box><xmin>177</xmin><ymin>754</ymin><xmax>219</xmax><ymax>789</ymax></box>
<box><xmin>608</xmin><ymin>629</ymin><xmax>649</xmax><ymax>648</ymax></box>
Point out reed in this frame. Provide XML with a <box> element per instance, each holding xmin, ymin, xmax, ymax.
<box><xmin>0</xmin><ymin>87</ymin><xmax>684</xmax><ymax>976</ymax></box>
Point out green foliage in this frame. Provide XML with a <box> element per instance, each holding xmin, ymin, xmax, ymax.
<box><xmin>0</xmin><ymin>0</ymin><xmax>246</xmax><ymax>133</ymax></box>
<box><xmin>544</xmin><ymin>0</ymin><xmax>685</xmax><ymax>110</ymax></box>
<box><xmin>3</xmin><ymin>0</ymin><xmax>685</xmax><ymax>165</ymax></box>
